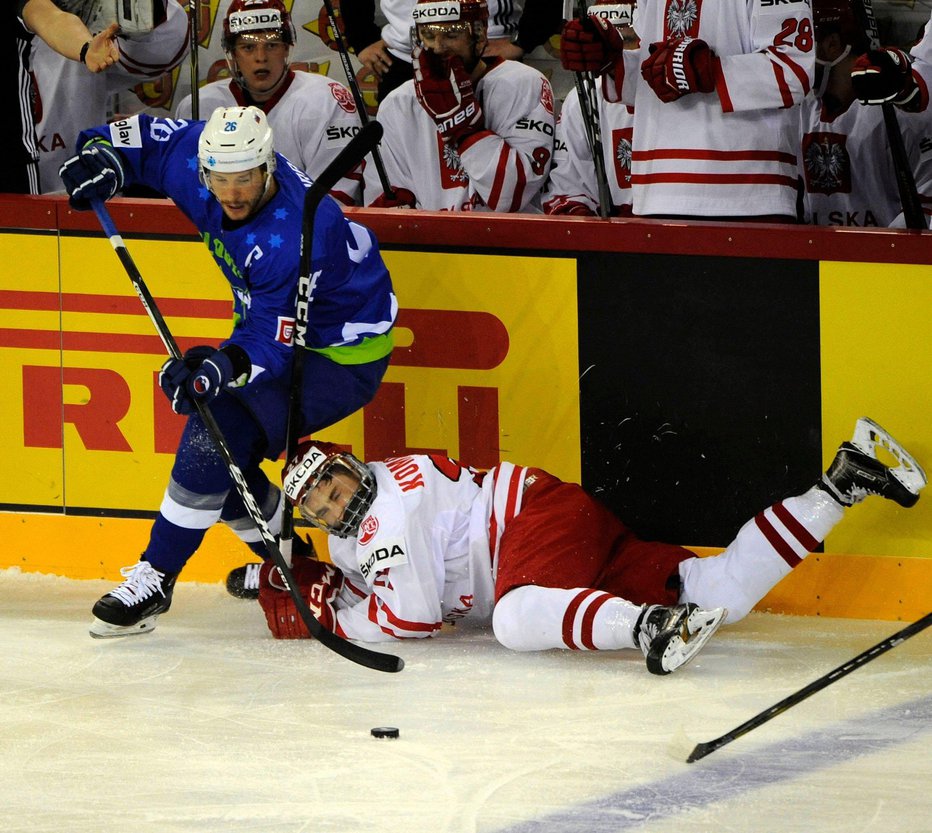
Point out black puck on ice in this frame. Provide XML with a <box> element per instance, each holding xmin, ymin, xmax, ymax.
<box><xmin>371</xmin><ymin>726</ymin><xmax>400</xmax><ymax>739</ymax></box>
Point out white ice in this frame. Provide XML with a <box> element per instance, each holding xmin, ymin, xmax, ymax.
<box><xmin>1</xmin><ymin>568</ymin><xmax>929</xmax><ymax>833</ymax></box>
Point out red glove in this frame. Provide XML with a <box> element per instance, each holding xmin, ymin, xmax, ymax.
<box><xmin>851</xmin><ymin>48</ymin><xmax>920</xmax><ymax>110</ymax></box>
<box><xmin>370</xmin><ymin>187</ymin><xmax>417</xmax><ymax>209</ymax></box>
<box><xmin>258</xmin><ymin>556</ymin><xmax>344</xmax><ymax>639</ymax></box>
<box><xmin>560</xmin><ymin>15</ymin><xmax>626</xmax><ymax>75</ymax></box>
<box><xmin>543</xmin><ymin>197</ymin><xmax>597</xmax><ymax>216</ymax></box>
<box><xmin>640</xmin><ymin>38</ymin><xmax>718</xmax><ymax>103</ymax></box>
<box><xmin>413</xmin><ymin>45</ymin><xmax>484</xmax><ymax>145</ymax></box>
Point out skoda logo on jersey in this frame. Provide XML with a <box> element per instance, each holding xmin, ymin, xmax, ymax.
<box><xmin>412</xmin><ymin>1</ymin><xmax>462</xmax><ymax>22</ymax></box>
<box><xmin>587</xmin><ymin>4</ymin><xmax>635</xmax><ymax>27</ymax></box>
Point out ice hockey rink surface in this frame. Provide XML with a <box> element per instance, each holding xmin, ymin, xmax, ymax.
<box><xmin>1</xmin><ymin>568</ymin><xmax>929</xmax><ymax>833</ymax></box>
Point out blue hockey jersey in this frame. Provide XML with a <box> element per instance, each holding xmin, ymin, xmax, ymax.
<box><xmin>76</xmin><ymin>114</ymin><xmax>396</xmax><ymax>383</ymax></box>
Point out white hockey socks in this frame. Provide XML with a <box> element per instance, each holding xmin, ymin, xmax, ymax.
<box><xmin>492</xmin><ymin>585</ymin><xmax>643</xmax><ymax>651</ymax></box>
<box><xmin>679</xmin><ymin>486</ymin><xmax>844</xmax><ymax>623</ymax></box>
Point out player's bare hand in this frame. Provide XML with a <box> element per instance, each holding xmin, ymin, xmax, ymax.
<box><xmin>85</xmin><ymin>21</ymin><xmax>120</xmax><ymax>72</ymax></box>
<box><xmin>358</xmin><ymin>40</ymin><xmax>392</xmax><ymax>79</ymax></box>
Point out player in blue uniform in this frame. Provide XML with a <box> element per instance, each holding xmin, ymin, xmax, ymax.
<box><xmin>59</xmin><ymin>106</ymin><xmax>397</xmax><ymax>638</ymax></box>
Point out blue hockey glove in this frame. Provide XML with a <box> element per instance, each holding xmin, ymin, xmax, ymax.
<box><xmin>59</xmin><ymin>142</ymin><xmax>126</xmax><ymax>210</ymax></box>
<box><xmin>158</xmin><ymin>345</ymin><xmax>250</xmax><ymax>416</ymax></box>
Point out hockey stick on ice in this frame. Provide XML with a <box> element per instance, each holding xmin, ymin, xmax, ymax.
<box><xmin>851</xmin><ymin>0</ymin><xmax>926</xmax><ymax>230</ymax></box>
<box><xmin>89</xmin><ymin>197</ymin><xmax>404</xmax><ymax>674</ymax></box>
<box><xmin>686</xmin><ymin>611</ymin><xmax>932</xmax><ymax>763</ymax></box>
<box><xmin>563</xmin><ymin>0</ymin><xmax>612</xmax><ymax>218</ymax></box>
<box><xmin>319</xmin><ymin>0</ymin><xmax>395</xmax><ymax>200</ymax></box>
<box><xmin>279</xmin><ymin>120</ymin><xmax>384</xmax><ymax>562</ymax></box>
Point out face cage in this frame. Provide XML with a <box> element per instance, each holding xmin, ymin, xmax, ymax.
<box><xmin>296</xmin><ymin>457</ymin><xmax>377</xmax><ymax>539</ymax></box>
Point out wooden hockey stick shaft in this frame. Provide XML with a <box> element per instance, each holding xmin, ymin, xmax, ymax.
<box><xmin>279</xmin><ymin>121</ymin><xmax>384</xmax><ymax>558</ymax></box>
<box><xmin>686</xmin><ymin>611</ymin><xmax>932</xmax><ymax>762</ymax></box>
<box><xmin>90</xmin><ymin>197</ymin><xmax>403</xmax><ymax>674</ymax></box>
<box><xmin>319</xmin><ymin>0</ymin><xmax>395</xmax><ymax>200</ymax></box>
<box><xmin>851</xmin><ymin>0</ymin><xmax>926</xmax><ymax>229</ymax></box>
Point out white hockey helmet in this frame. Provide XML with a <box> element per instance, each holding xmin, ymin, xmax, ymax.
<box><xmin>282</xmin><ymin>441</ymin><xmax>377</xmax><ymax>539</ymax></box>
<box><xmin>198</xmin><ymin>106</ymin><xmax>276</xmax><ymax>182</ymax></box>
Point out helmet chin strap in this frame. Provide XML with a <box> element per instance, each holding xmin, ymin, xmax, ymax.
<box><xmin>814</xmin><ymin>44</ymin><xmax>851</xmax><ymax>98</ymax></box>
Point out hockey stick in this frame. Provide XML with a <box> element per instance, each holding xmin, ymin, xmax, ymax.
<box><xmin>89</xmin><ymin>198</ymin><xmax>404</xmax><ymax>674</ymax></box>
<box><xmin>188</xmin><ymin>0</ymin><xmax>200</xmax><ymax>120</ymax></box>
<box><xmin>319</xmin><ymin>0</ymin><xmax>395</xmax><ymax>200</ymax></box>
<box><xmin>851</xmin><ymin>0</ymin><xmax>926</xmax><ymax>229</ymax></box>
<box><xmin>279</xmin><ymin>120</ymin><xmax>384</xmax><ymax>562</ymax></box>
<box><xmin>686</xmin><ymin>611</ymin><xmax>932</xmax><ymax>763</ymax></box>
<box><xmin>563</xmin><ymin>0</ymin><xmax>612</xmax><ymax>218</ymax></box>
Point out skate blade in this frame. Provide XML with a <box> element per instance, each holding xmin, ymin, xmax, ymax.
<box><xmin>661</xmin><ymin>607</ymin><xmax>727</xmax><ymax>674</ymax></box>
<box><xmin>853</xmin><ymin>417</ymin><xmax>928</xmax><ymax>496</ymax></box>
<box><xmin>89</xmin><ymin>614</ymin><xmax>159</xmax><ymax>639</ymax></box>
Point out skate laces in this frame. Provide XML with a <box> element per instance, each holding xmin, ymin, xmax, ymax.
<box><xmin>108</xmin><ymin>562</ymin><xmax>168</xmax><ymax>605</ymax></box>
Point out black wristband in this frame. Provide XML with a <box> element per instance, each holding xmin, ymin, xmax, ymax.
<box><xmin>79</xmin><ymin>41</ymin><xmax>91</xmax><ymax>66</ymax></box>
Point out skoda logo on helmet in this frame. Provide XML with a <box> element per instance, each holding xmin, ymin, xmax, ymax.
<box><xmin>412</xmin><ymin>1</ymin><xmax>463</xmax><ymax>22</ymax></box>
<box><xmin>229</xmin><ymin>10</ymin><xmax>282</xmax><ymax>32</ymax></box>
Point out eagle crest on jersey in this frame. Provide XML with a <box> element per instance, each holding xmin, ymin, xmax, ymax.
<box><xmin>802</xmin><ymin>133</ymin><xmax>851</xmax><ymax>195</ymax></box>
<box><xmin>665</xmin><ymin>0</ymin><xmax>700</xmax><ymax>40</ymax></box>
<box><xmin>613</xmin><ymin>128</ymin><xmax>633</xmax><ymax>187</ymax></box>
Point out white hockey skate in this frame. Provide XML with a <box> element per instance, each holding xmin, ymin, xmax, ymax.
<box><xmin>634</xmin><ymin>603</ymin><xmax>726</xmax><ymax>676</ymax></box>
<box><xmin>89</xmin><ymin>560</ymin><xmax>178</xmax><ymax>639</ymax></box>
<box><xmin>821</xmin><ymin>417</ymin><xmax>927</xmax><ymax>508</ymax></box>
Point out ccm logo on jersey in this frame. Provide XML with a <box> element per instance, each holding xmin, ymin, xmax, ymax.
<box><xmin>359</xmin><ymin>539</ymin><xmax>407</xmax><ymax>580</ymax></box>
<box><xmin>412</xmin><ymin>2</ymin><xmax>462</xmax><ymax>22</ymax></box>
<box><xmin>109</xmin><ymin>117</ymin><xmax>143</xmax><ymax>148</ymax></box>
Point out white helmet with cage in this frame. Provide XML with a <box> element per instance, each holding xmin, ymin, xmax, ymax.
<box><xmin>283</xmin><ymin>441</ymin><xmax>377</xmax><ymax>539</ymax></box>
<box><xmin>198</xmin><ymin>106</ymin><xmax>276</xmax><ymax>185</ymax></box>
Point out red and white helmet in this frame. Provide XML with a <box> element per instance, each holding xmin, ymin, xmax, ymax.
<box><xmin>282</xmin><ymin>441</ymin><xmax>377</xmax><ymax>539</ymax></box>
<box><xmin>222</xmin><ymin>0</ymin><xmax>296</xmax><ymax>51</ymax></box>
<box><xmin>586</xmin><ymin>0</ymin><xmax>638</xmax><ymax>30</ymax></box>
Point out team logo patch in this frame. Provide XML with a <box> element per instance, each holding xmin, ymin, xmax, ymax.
<box><xmin>540</xmin><ymin>80</ymin><xmax>554</xmax><ymax>115</ymax></box>
<box><xmin>359</xmin><ymin>537</ymin><xmax>407</xmax><ymax>580</ymax></box>
<box><xmin>612</xmin><ymin>126</ymin><xmax>633</xmax><ymax>189</ymax></box>
<box><xmin>276</xmin><ymin>316</ymin><xmax>295</xmax><ymax>345</ymax></box>
<box><xmin>329</xmin><ymin>82</ymin><xmax>357</xmax><ymax>114</ymax></box>
<box><xmin>802</xmin><ymin>132</ymin><xmax>850</xmax><ymax>195</ymax></box>
<box><xmin>665</xmin><ymin>0</ymin><xmax>700</xmax><ymax>39</ymax></box>
<box><xmin>359</xmin><ymin>515</ymin><xmax>379</xmax><ymax>546</ymax></box>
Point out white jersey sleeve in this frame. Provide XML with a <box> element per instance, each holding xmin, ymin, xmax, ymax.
<box><xmin>543</xmin><ymin>87</ymin><xmax>634</xmax><ymax>216</ymax></box>
<box><xmin>327</xmin><ymin>456</ymin><xmax>492</xmax><ymax>641</ymax></box>
<box><xmin>910</xmin><ymin>15</ymin><xmax>932</xmax><ymax>113</ymax></box>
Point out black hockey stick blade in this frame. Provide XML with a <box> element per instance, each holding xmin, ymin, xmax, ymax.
<box><xmin>686</xmin><ymin>611</ymin><xmax>932</xmax><ymax>763</ymax></box>
<box><xmin>91</xmin><ymin>199</ymin><xmax>404</xmax><ymax>674</ymax></box>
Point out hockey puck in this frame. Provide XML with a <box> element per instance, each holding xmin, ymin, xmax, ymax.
<box><xmin>370</xmin><ymin>726</ymin><xmax>400</xmax><ymax>739</ymax></box>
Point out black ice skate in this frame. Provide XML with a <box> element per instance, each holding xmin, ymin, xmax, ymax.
<box><xmin>226</xmin><ymin>562</ymin><xmax>262</xmax><ymax>599</ymax></box>
<box><xmin>89</xmin><ymin>560</ymin><xmax>179</xmax><ymax>639</ymax></box>
<box><xmin>820</xmin><ymin>417</ymin><xmax>927</xmax><ymax>508</ymax></box>
<box><xmin>634</xmin><ymin>603</ymin><xmax>726</xmax><ymax>676</ymax></box>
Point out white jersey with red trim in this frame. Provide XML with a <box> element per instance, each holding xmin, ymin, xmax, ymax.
<box><xmin>799</xmin><ymin>95</ymin><xmax>932</xmax><ymax>228</ymax></box>
<box><xmin>32</xmin><ymin>0</ymin><xmax>189</xmax><ymax>193</ymax></box>
<box><xmin>326</xmin><ymin>457</ymin><xmax>528</xmax><ymax>642</ymax></box>
<box><xmin>910</xmin><ymin>16</ymin><xmax>932</xmax><ymax>113</ymax></box>
<box><xmin>543</xmin><ymin>86</ymin><xmax>634</xmax><ymax>216</ymax></box>
<box><xmin>176</xmin><ymin>70</ymin><xmax>363</xmax><ymax>206</ymax></box>
<box><xmin>362</xmin><ymin>58</ymin><xmax>555</xmax><ymax>212</ymax></box>
<box><xmin>619</xmin><ymin>0</ymin><xmax>814</xmax><ymax>217</ymax></box>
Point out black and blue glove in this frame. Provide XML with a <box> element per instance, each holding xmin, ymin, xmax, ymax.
<box><xmin>59</xmin><ymin>141</ymin><xmax>126</xmax><ymax>210</ymax></box>
<box><xmin>158</xmin><ymin>344</ymin><xmax>251</xmax><ymax>416</ymax></box>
